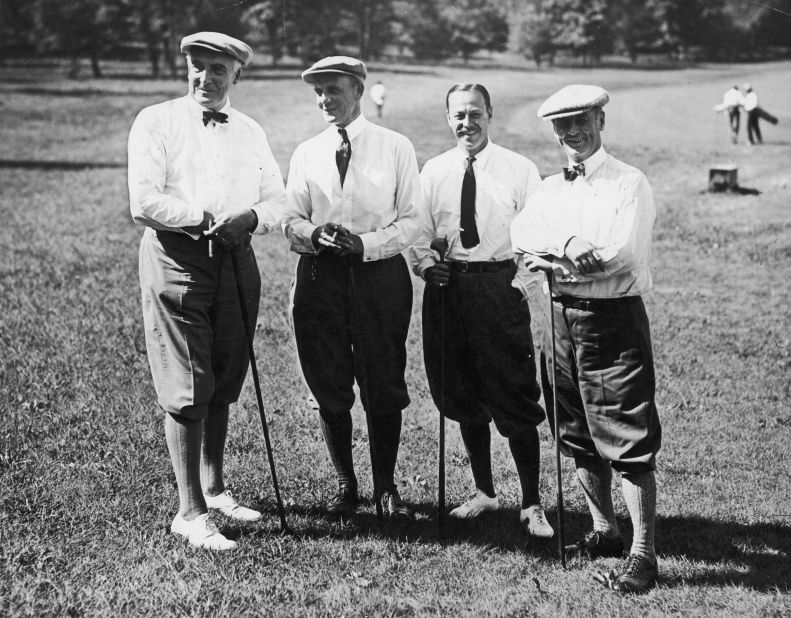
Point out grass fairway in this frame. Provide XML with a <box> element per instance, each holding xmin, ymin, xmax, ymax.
<box><xmin>1</xmin><ymin>59</ymin><xmax>790</xmax><ymax>616</ymax></box>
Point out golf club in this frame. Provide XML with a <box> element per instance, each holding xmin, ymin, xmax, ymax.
<box><xmin>428</xmin><ymin>237</ymin><xmax>449</xmax><ymax>535</ymax></box>
<box><xmin>230</xmin><ymin>249</ymin><xmax>291</xmax><ymax>535</ymax></box>
<box><xmin>545</xmin><ymin>270</ymin><xmax>566</xmax><ymax>568</ymax></box>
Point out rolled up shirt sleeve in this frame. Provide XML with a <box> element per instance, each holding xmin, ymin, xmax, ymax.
<box><xmin>283</xmin><ymin>145</ymin><xmax>320</xmax><ymax>254</ymax></box>
<box><xmin>128</xmin><ymin>108</ymin><xmax>203</xmax><ymax>230</ymax></box>
<box><xmin>250</xmin><ymin>129</ymin><xmax>286</xmax><ymax>235</ymax></box>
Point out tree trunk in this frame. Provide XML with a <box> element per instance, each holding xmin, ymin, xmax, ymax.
<box><xmin>90</xmin><ymin>49</ymin><xmax>102</xmax><ymax>77</ymax></box>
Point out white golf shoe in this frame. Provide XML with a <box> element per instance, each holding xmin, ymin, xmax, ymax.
<box><xmin>204</xmin><ymin>490</ymin><xmax>263</xmax><ymax>522</ymax></box>
<box><xmin>449</xmin><ymin>490</ymin><xmax>499</xmax><ymax>519</ymax></box>
<box><xmin>520</xmin><ymin>504</ymin><xmax>554</xmax><ymax>539</ymax></box>
<box><xmin>171</xmin><ymin>513</ymin><xmax>237</xmax><ymax>551</ymax></box>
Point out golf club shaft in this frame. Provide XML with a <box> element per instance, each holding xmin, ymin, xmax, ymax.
<box><xmin>348</xmin><ymin>258</ymin><xmax>384</xmax><ymax>522</ymax></box>
<box><xmin>436</xmin><ymin>250</ymin><xmax>447</xmax><ymax>535</ymax></box>
<box><xmin>230</xmin><ymin>249</ymin><xmax>289</xmax><ymax>532</ymax></box>
<box><xmin>546</xmin><ymin>271</ymin><xmax>566</xmax><ymax>569</ymax></box>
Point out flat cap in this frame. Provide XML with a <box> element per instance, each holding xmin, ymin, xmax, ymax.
<box><xmin>301</xmin><ymin>56</ymin><xmax>367</xmax><ymax>83</ymax></box>
<box><xmin>537</xmin><ymin>84</ymin><xmax>610</xmax><ymax>120</ymax></box>
<box><xmin>180</xmin><ymin>32</ymin><xmax>253</xmax><ymax>66</ymax></box>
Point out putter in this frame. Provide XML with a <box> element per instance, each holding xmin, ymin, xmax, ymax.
<box><xmin>230</xmin><ymin>249</ymin><xmax>291</xmax><ymax>535</ymax></box>
<box><xmin>545</xmin><ymin>270</ymin><xmax>566</xmax><ymax>568</ymax></box>
<box><xmin>347</xmin><ymin>257</ymin><xmax>385</xmax><ymax>524</ymax></box>
<box><xmin>429</xmin><ymin>237</ymin><xmax>449</xmax><ymax>535</ymax></box>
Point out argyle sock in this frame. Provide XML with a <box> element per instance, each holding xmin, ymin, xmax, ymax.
<box><xmin>319</xmin><ymin>408</ymin><xmax>357</xmax><ymax>489</ymax></box>
<box><xmin>621</xmin><ymin>470</ymin><xmax>657</xmax><ymax>559</ymax></box>
<box><xmin>200</xmin><ymin>404</ymin><xmax>229</xmax><ymax>496</ymax></box>
<box><xmin>369</xmin><ymin>410</ymin><xmax>402</xmax><ymax>494</ymax></box>
<box><xmin>165</xmin><ymin>412</ymin><xmax>206</xmax><ymax>519</ymax></box>
<box><xmin>574</xmin><ymin>454</ymin><xmax>620</xmax><ymax>537</ymax></box>
<box><xmin>508</xmin><ymin>426</ymin><xmax>541</xmax><ymax>509</ymax></box>
<box><xmin>459</xmin><ymin>422</ymin><xmax>496</xmax><ymax>499</ymax></box>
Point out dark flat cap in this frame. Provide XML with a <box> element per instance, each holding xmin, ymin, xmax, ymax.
<box><xmin>180</xmin><ymin>32</ymin><xmax>253</xmax><ymax>66</ymax></box>
<box><xmin>537</xmin><ymin>84</ymin><xmax>610</xmax><ymax>120</ymax></box>
<box><xmin>301</xmin><ymin>56</ymin><xmax>367</xmax><ymax>83</ymax></box>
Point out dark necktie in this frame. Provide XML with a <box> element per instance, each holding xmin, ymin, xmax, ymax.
<box><xmin>460</xmin><ymin>156</ymin><xmax>479</xmax><ymax>249</ymax></box>
<box><xmin>202</xmin><ymin>110</ymin><xmax>228</xmax><ymax>126</ymax></box>
<box><xmin>563</xmin><ymin>162</ymin><xmax>585</xmax><ymax>181</ymax></box>
<box><xmin>336</xmin><ymin>127</ymin><xmax>351</xmax><ymax>187</ymax></box>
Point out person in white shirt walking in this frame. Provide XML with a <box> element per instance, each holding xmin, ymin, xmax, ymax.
<box><xmin>743</xmin><ymin>83</ymin><xmax>763</xmax><ymax>145</ymax></box>
<box><xmin>716</xmin><ymin>85</ymin><xmax>744</xmax><ymax>144</ymax></box>
<box><xmin>511</xmin><ymin>85</ymin><xmax>661</xmax><ymax>593</ymax></box>
<box><xmin>369</xmin><ymin>80</ymin><xmax>386</xmax><ymax>118</ymax></box>
<box><xmin>128</xmin><ymin>32</ymin><xmax>286</xmax><ymax>551</ymax></box>
<box><xmin>410</xmin><ymin>83</ymin><xmax>554</xmax><ymax>539</ymax></box>
<box><xmin>283</xmin><ymin>56</ymin><xmax>422</xmax><ymax>521</ymax></box>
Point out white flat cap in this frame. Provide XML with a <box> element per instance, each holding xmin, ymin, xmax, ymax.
<box><xmin>180</xmin><ymin>32</ymin><xmax>253</xmax><ymax>66</ymax></box>
<box><xmin>537</xmin><ymin>84</ymin><xmax>610</xmax><ymax>120</ymax></box>
<box><xmin>301</xmin><ymin>56</ymin><xmax>367</xmax><ymax>83</ymax></box>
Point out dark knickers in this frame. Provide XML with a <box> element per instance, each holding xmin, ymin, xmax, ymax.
<box><xmin>422</xmin><ymin>265</ymin><xmax>545</xmax><ymax>437</ymax></box>
<box><xmin>541</xmin><ymin>295</ymin><xmax>661</xmax><ymax>474</ymax></box>
<box><xmin>139</xmin><ymin>228</ymin><xmax>260</xmax><ymax>420</ymax></box>
<box><xmin>291</xmin><ymin>252</ymin><xmax>412</xmax><ymax>416</ymax></box>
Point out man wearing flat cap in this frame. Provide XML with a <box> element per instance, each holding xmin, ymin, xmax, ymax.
<box><xmin>283</xmin><ymin>56</ymin><xmax>422</xmax><ymax>520</ymax></box>
<box><xmin>511</xmin><ymin>84</ymin><xmax>661</xmax><ymax>592</ymax></box>
<box><xmin>128</xmin><ymin>31</ymin><xmax>286</xmax><ymax>550</ymax></box>
<box><xmin>410</xmin><ymin>83</ymin><xmax>553</xmax><ymax>539</ymax></box>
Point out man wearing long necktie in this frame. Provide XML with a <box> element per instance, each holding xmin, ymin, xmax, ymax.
<box><xmin>511</xmin><ymin>85</ymin><xmax>661</xmax><ymax>594</ymax></box>
<box><xmin>128</xmin><ymin>32</ymin><xmax>286</xmax><ymax>551</ymax></box>
<box><xmin>283</xmin><ymin>56</ymin><xmax>422</xmax><ymax>520</ymax></box>
<box><xmin>409</xmin><ymin>83</ymin><xmax>554</xmax><ymax>540</ymax></box>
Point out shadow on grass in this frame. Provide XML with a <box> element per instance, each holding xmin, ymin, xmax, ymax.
<box><xmin>236</xmin><ymin>501</ymin><xmax>790</xmax><ymax>592</ymax></box>
<box><xmin>0</xmin><ymin>160</ymin><xmax>124</xmax><ymax>170</ymax></box>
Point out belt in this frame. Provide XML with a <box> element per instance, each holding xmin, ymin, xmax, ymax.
<box><xmin>553</xmin><ymin>294</ymin><xmax>638</xmax><ymax>310</ymax></box>
<box><xmin>448</xmin><ymin>260</ymin><xmax>513</xmax><ymax>274</ymax></box>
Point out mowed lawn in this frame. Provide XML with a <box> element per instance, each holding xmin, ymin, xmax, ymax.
<box><xmin>1</xmin><ymin>58</ymin><xmax>790</xmax><ymax>616</ymax></box>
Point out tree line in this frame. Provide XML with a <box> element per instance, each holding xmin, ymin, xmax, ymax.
<box><xmin>1</xmin><ymin>0</ymin><xmax>789</xmax><ymax>77</ymax></box>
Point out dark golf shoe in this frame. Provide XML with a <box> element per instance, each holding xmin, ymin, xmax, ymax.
<box><xmin>379</xmin><ymin>488</ymin><xmax>413</xmax><ymax>521</ymax></box>
<box><xmin>566</xmin><ymin>530</ymin><xmax>625</xmax><ymax>560</ymax></box>
<box><xmin>610</xmin><ymin>554</ymin><xmax>658</xmax><ymax>594</ymax></box>
<box><xmin>325</xmin><ymin>484</ymin><xmax>359</xmax><ymax>516</ymax></box>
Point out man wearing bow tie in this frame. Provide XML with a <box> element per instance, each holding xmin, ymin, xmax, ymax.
<box><xmin>511</xmin><ymin>85</ymin><xmax>661</xmax><ymax>593</ymax></box>
<box><xmin>283</xmin><ymin>56</ymin><xmax>422</xmax><ymax>520</ymax></box>
<box><xmin>128</xmin><ymin>32</ymin><xmax>286</xmax><ymax>550</ymax></box>
<box><xmin>409</xmin><ymin>83</ymin><xmax>553</xmax><ymax>539</ymax></box>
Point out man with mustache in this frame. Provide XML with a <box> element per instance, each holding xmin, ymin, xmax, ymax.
<box><xmin>129</xmin><ymin>32</ymin><xmax>286</xmax><ymax>550</ymax></box>
<box><xmin>410</xmin><ymin>83</ymin><xmax>554</xmax><ymax>539</ymax></box>
<box><xmin>511</xmin><ymin>85</ymin><xmax>661</xmax><ymax>593</ymax></box>
<box><xmin>283</xmin><ymin>56</ymin><xmax>422</xmax><ymax>520</ymax></box>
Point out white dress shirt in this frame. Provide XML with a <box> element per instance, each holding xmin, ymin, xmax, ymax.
<box><xmin>722</xmin><ymin>87</ymin><xmax>744</xmax><ymax>110</ymax></box>
<box><xmin>128</xmin><ymin>95</ymin><xmax>286</xmax><ymax>236</ymax></box>
<box><xmin>410</xmin><ymin>140</ymin><xmax>541</xmax><ymax>276</ymax></box>
<box><xmin>511</xmin><ymin>147</ymin><xmax>655</xmax><ymax>298</ymax></box>
<box><xmin>743</xmin><ymin>91</ymin><xmax>758</xmax><ymax>112</ymax></box>
<box><xmin>283</xmin><ymin>114</ymin><xmax>422</xmax><ymax>262</ymax></box>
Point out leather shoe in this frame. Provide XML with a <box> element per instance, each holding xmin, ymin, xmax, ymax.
<box><xmin>610</xmin><ymin>553</ymin><xmax>658</xmax><ymax>594</ymax></box>
<box><xmin>326</xmin><ymin>484</ymin><xmax>360</xmax><ymax>516</ymax></box>
<box><xmin>171</xmin><ymin>513</ymin><xmax>237</xmax><ymax>551</ymax></box>
<box><xmin>379</xmin><ymin>488</ymin><xmax>413</xmax><ymax>521</ymax></box>
<box><xmin>204</xmin><ymin>490</ymin><xmax>262</xmax><ymax>522</ymax></box>
<box><xmin>566</xmin><ymin>530</ymin><xmax>625</xmax><ymax>559</ymax></box>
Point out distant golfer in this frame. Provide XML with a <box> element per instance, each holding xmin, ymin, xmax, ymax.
<box><xmin>742</xmin><ymin>83</ymin><xmax>778</xmax><ymax>145</ymax></box>
<box><xmin>715</xmin><ymin>85</ymin><xmax>744</xmax><ymax>144</ymax></box>
<box><xmin>128</xmin><ymin>32</ymin><xmax>286</xmax><ymax>551</ymax></box>
<box><xmin>283</xmin><ymin>56</ymin><xmax>422</xmax><ymax>520</ymax></box>
<box><xmin>369</xmin><ymin>80</ymin><xmax>386</xmax><ymax>118</ymax></box>
<box><xmin>409</xmin><ymin>83</ymin><xmax>554</xmax><ymax>539</ymax></box>
<box><xmin>511</xmin><ymin>85</ymin><xmax>661</xmax><ymax>593</ymax></box>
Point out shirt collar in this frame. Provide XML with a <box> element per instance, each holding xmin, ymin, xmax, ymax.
<box><xmin>568</xmin><ymin>146</ymin><xmax>607</xmax><ymax>176</ymax></box>
<box><xmin>184</xmin><ymin>94</ymin><xmax>233</xmax><ymax>119</ymax></box>
<box><xmin>334</xmin><ymin>113</ymin><xmax>368</xmax><ymax>140</ymax></box>
<box><xmin>455</xmin><ymin>139</ymin><xmax>494</xmax><ymax>165</ymax></box>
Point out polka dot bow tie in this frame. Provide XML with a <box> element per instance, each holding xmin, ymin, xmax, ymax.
<box><xmin>563</xmin><ymin>163</ymin><xmax>585</xmax><ymax>181</ymax></box>
<box><xmin>202</xmin><ymin>110</ymin><xmax>228</xmax><ymax>126</ymax></box>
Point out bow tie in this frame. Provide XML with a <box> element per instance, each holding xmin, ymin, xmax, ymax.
<box><xmin>563</xmin><ymin>163</ymin><xmax>585</xmax><ymax>181</ymax></box>
<box><xmin>202</xmin><ymin>110</ymin><xmax>228</xmax><ymax>126</ymax></box>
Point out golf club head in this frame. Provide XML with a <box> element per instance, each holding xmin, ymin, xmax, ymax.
<box><xmin>430</xmin><ymin>237</ymin><xmax>449</xmax><ymax>262</ymax></box>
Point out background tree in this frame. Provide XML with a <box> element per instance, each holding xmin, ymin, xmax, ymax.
<box><xmin>441</xmin><ymin>0</ymin><xmax>509</xmax><ymax>62</ymax></box>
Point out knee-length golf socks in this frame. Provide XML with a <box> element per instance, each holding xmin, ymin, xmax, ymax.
<box><xmin>460</xmin><ymin>422</ymin><xmax>496</xmax><ymax>498</ymax></box>
<box><xmin>319</xmin><ymin>408</ymin><xmax>357</xmax><ymax>489</ymax></box>
<box><xmin>165</xmin><ymin>413</ymin><xmax>206</xmax><ymax>519</ymax></box>
<box><xmin>574</xmin><ymin>454</ymin><xmax>620</xmax><ymax>538</ymax></box>
<box><xmin>508</xmin><ymin>426</ymin><xmax>541</xmax><ymax>508</ymax></box>
<box><xmin>621</xmin><ymin>470</ymin><xmax>657</xmax><ymax>559</ymax></box>
<box><xmin>201</xmin><ymin>404</ymin><xmax>229</xmax><ymax>496</ymax></box>
<box><xmin>369</xmin><ymin>410</ymin><xmax>402</xmax><ymax>493</ymax></box>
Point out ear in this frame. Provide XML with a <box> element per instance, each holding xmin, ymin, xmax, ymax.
<box><xmin>598</xmin><ymin>110</ymin><xmax>605</xmax><ymax>131</ymax></box>
<box><xmin>233</xmin><ymin>68</ymin><xmax>242</xmax><ymax>85</ymax></box>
